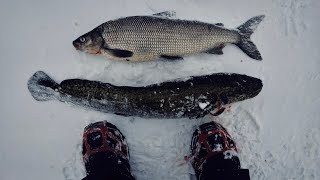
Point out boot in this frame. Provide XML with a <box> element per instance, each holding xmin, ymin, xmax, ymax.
<box><xmin>191</xmin><ymin>121</ymin><xmax>250</xmax><ymax>180</ymax></box>
<box><xmin>82</xmin><ymin>121</ymin><xmax>135</xmax><ymax>180</ymax></box>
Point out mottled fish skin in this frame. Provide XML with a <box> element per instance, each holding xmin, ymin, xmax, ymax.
<box><xmin>28</xmin><ymin>71</ymin><xmax>263</xmax><ymax>119</ymax></box>
<box><xmin>73</xmin><ymin>13</ymin><xmax>265</xmax><ymax>61</ymax></box>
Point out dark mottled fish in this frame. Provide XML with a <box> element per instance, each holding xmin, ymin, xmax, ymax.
<box><xmin>27</xmin><ymin>71</ymin><xmax>262</xmax><ymax>119</ymax></box>
<box><xmin>73</xmin><ymin>11</ymin><xmax>265</xmax><ymax>61</ymax></box>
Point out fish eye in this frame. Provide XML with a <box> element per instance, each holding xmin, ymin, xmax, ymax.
<box><xmin>79</xmin><ymin>37</ymin><xmax>86</xmax><ymax>42</ymax></box>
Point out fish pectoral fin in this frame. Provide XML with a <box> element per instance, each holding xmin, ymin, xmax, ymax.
<box><xmin>103</xmin><ymin>47</ymin><xmax>133</xmax><ymax>58</ymax></box>
<box><xmin>214</xmin><ymin>23</ymin><xmax>224</xmax><ymax>27</ymax></box>
<box><xmin>205</xmin><ymin>46</ymin><xmax>225</xmax><ymax>55</ymax></box>
<box><xmin>152</xmin><ymin>11</ymin><xmax>176</xmax><ymax>18</ymax></box>
<box><xmin>114</xmin><ymin>112</ymin><xmax>130</xmax><ymax>116</ymax></box>
<box><xmin>160</xmin><ymin>55</ymin><xmax>183</xmax><ymax>60</ymax></box>
<box><xmin>210</xmin><ymin>107</ymin><xmax>226</xmax><ymax>116</ymax></box>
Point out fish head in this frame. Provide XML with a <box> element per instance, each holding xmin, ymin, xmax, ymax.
<box><xmin>215</xmin><ymin>74</ymin><xmax>263</xmax><ymax>105</ymax></box>
<box><xmin>229</xmin><ymin>75</ymin><xmax>263</xmax><ymax>103</ymax></box>
<box><xmin>73</xmin><ymin>29</ymin><xmax>104</xmax><ymax>54</ymax></box>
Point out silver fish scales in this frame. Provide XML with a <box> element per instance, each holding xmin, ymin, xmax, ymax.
<box><xmin>73</xmin><ymin>12</ymin><xmax>265</xmax><ymax>61</ymax></box>
<box><xmin>102</xmin><ymin>16</ymin><xmax>239</xmax><ymax>59</ymax></box>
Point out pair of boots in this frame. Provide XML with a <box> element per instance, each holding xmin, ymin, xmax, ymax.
<box><xmin>81</xmin><ymin>121</ymin><xmax>250</xmax><ymax>180</ymax></box>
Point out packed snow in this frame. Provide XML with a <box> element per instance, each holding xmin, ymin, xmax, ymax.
<box><xmin>0</xmin><ymin>0</ymin><xmax>319</xmax><ymax>180</ymax></box>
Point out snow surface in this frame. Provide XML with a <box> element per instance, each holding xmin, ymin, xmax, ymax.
<box><xmin>0</xmin><ymin>0</ymin><xmax>320</xmax><ymax>180</ymax></box>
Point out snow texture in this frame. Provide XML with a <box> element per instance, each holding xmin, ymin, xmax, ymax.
<box><xmin>0</xmin><ymin>0</ymin><xmax>320</xmax><ymax>180</ymax></box>
<box><xmin>198</xmin><ymin>102</ymin><xmax>210</xmax><ymax>110</ymax></box>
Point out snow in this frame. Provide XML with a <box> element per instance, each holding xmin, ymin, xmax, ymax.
<box><xmin>223</xmin><ymin>150</ymin><xmax>238</xmax><ymax>160</ymax></box>
<box><xmin>0</xmin><ymin>0</ymin><xmax>320</xmax><ymax>180</ymax></box>
<box><xmin>199</xmin><ymin>102</ymin><xmax>210</xmax><ymax>110</ymax></box>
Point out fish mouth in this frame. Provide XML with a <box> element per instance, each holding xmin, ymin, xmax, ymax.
<box><xmin>72</xmin><ymin>41</ymin><xmax>81</xmax><ymax>50</ymax></box>
<box><xmin>249</xmin><ymin>78</ymin><xmax>263</xmax><ymax>98</ymax></box>
<box><xmin>240</xmin><ymin>77</ymin><xmax>263</xmax><ymax>99</ymax></box>
<box><xmin>248</xmin><ymin>84</ymin><xmax>263</xmax><ymax>99</ymax></box>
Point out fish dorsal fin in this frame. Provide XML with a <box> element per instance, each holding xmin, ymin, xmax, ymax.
<box><xmin>215</xmin><ymin>23</ymin><xmax>224</xmax><ymax>27</ymax></box>
<box><xmin>152</xmin><ymin>11</ymin><xmax>176</xmax><ymax>18</ymax></box>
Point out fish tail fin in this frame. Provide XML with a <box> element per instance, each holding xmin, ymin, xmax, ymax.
<box><xmin>27</xmin><ymin>71</ymin><xmax>59</xmax><ymax>101</ymax></box>
<box><xmin>236</xmin><ymin>15</ymin><xmax>265</xmax><ymax>60</ymax></box>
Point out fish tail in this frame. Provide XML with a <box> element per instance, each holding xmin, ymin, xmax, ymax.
<box><xmin>236</xmin><ymin>15</ymin><xmax>265</xmax><ymax>60</ymax></box>
<box><xmin>27</xmin><ymin>71</ymin><xmax>59</xmax><ymax>101</ymax></box>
